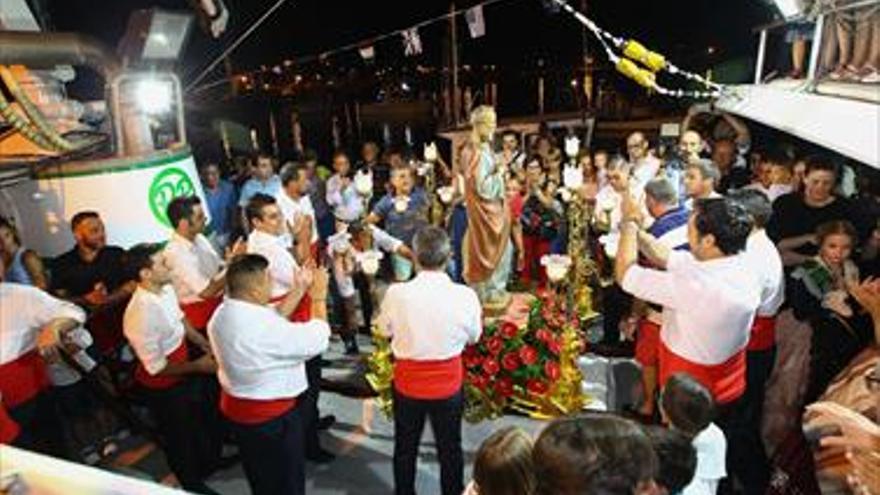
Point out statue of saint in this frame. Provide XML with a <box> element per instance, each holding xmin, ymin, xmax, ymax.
<box><xmin>461</xmin><ymin>106</ymin><xmax>512</xmax><ymax>313</ymax></box>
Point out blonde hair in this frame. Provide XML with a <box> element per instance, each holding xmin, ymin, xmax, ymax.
<box><xmin>473</xmin><ymin>426</ymin><xmax>536</xmax><ymax>495</ymax></box>
<box><xmin>470</xmin><ymin>105</ymin><xmax>497</xmax><ymax>144</ymax></box>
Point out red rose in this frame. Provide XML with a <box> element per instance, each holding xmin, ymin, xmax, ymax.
<box><xmin>500</xmin><ymin>321</ymin><xmax>519</xmax><ymax>339</ymax></box>
<box><xmin>535</xmin><ymin>328</ymin><xmax>552</xmax><ymax>343</ymax></box>
<box><xmin>463</xmin><ymin>346</ymin><xmax>482</xmax><ymax>368</ymax></box>
<box><xmin>494</xmin><ymin>376</ymin><xmax>515</xmax><ymax>398</ymax></box>
<box><xmin>544</xmin><ymin>361</ymin><xmax>561</xmax><ymax>381</ymax></box>
<box><xmin>470</xmin><ymin>373</ymin><xmax>489</xmax><ymax>391</ymax></box>
<box><xmin>482</xmin><ymin>358</ymin><xmax>500</xmax><ymax>376</ymax></box>
<box><xmin>547</xmin><ymin>338</ymin><xmax>562</xmax><ymax>356</ymax></box>
<box><xmin>486</xmin><ymin>336</ymin><xmax>504</xmax><ymax>355</ymax></box>
<box><xmin>519</xmin><ymin>345</ymin><xmax>539</xmax><ymax>365</ymax></box>
<box><xmin>501</xmin><ymin>352</ymin><xmax>521</xmax><ymax>371</ymax></box>
<box><xmin>526</xmin><ymin>379</ymin><xmax>549</xmax><ymax>396</ymax></box>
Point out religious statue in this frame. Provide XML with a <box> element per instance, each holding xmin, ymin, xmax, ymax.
<box><xmin>461</xmin><ymin>106</ymin><xmax>512</xmax><ymax>313</ymax></box>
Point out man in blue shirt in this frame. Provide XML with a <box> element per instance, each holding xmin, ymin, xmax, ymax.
<box><xmin>200</xmin><ymin>162</ymin><xmax>238</xmax><ymax>250</ymax></box>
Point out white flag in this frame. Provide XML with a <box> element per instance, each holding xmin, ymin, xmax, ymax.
<box><xmin>465</xmin><ymin>5</ymin><xmax>485</xmax><ymax>38</ymax></box>
<box><xmin>402</xmin><ymin>27</ymin><xmax>423</xmax><ymax>56</ymax></box>
<box><xmin>359</xmin><ymin>45</ymin><xmax>375</xmax><ymax>61</ymax></box>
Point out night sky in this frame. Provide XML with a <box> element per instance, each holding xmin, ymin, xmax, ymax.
<box><xmin>45</xmin><ymin>0</ymin><xmax>776</xmax><ymax>90</ymax></box>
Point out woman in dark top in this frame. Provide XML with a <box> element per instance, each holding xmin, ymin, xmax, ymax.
<box><xmin>788</xmin><ymin>221</ymin><xmax>873</xmax><ymax>402</ymax></box>
<box><xmin>767</xmin><ymin>156</ymin><xmax>866</xmax><ymax>268</ymax></box>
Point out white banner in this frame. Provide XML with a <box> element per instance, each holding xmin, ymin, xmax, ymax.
<box><xmin>465</xmin><ymin>5</ymin><xmax>486</xmax><ymax>38</ymax></box>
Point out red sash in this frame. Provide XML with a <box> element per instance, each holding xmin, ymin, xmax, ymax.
<box><xmin>88</xmin><ymin>304</ymin><xmax>127</xmax><ymax>355</ymax></box>
<box><xmin>0</xmin><ymin>402</ymin><xmax>20</xmax><ymax>444</ymax></box>
<box><xmin>658</xmin><ymin>341</ymin><xmax>746</xmax><ymax>405</ymax></box>
<box><xmin>747</xmin><ymin>316</ymin><xmax>776</xmax><ymax>352</ymax></box>
<box><xmin>219</xmin><ymin>389</ymin><xmax>297</xmax><ymax>425</ymax></box>
<box><xmin>394</xmin><ymin>356</ymin><xmax>463</xmax><ymax>400</ymax></box>
<box><xmin>134</xmin><ymin>340</ymin><xmax>189</xmax><ymax>390</ymax></box>
<box><xmin>270</xmin><ymin>293</ymin><xmax>312</xmax><ymax>322</ymax></box>
<box><xmin>635</xmin><ymin>319</ymin><xmax>661</xmax><ymax>367</ymax></box>
<box><xmin>181</xmin><ymin>297</ymin><xmax>222</xmax><ymax>331</ymax></box>
<box><xmin>0</xmin><ymin>350</ymin><xmax>50</xmax><ymax>408</ymax></box>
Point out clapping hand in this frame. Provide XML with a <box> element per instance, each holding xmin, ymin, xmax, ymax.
<box><xmin>225</xmin><ymin>237</ymin><xmax>247</xmax><ymax>262</ymax></box>
<box><xmin>805</xmin><ymin>401</ymin><xmax>880</xmax><ymax>452</ymax></box>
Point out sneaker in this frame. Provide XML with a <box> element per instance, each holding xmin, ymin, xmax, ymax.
<box><xmin>317</xmin><ymin>414</ymin><xmax>336</xmax><ymax>431</ymax></box>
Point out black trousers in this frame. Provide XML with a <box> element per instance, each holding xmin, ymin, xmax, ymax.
<box><xmin>716</xmin><ymin>392</ymin><xmax>770</xmax><ymax>495</ymax></box>
<box><xmin>353</xmin><ymin>271</ymin><xmax>374</xmax><ymax>330</ymax></box>
<box><xmin>141</xmin><ymin>380</ymin><xmax>214</xmax><ymax>494</ymax></box>
<box><xmin>745</xmin><ymin>347</ymin><xmax>776</xmax><ymax>451</ymax></box>
<box><xmin>228</xmin><ymin>406</ymin><xmax>305</xmax><ymax>495</ymax></box>
<box><xmin>393</xmin><ymin>388</ymin><xmax>464</xmax><ymax>495</ymax></box>
<box><xmin>302</xmin><ymin>356</ymin><xmax>323</xmax><ymax>457</ymax></box>
<box><xmin>9</xmin><ymin>390</ymin><xmax>65</xmax><ymax>458</ymax></box>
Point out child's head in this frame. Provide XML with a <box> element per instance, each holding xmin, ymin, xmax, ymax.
<box><xmin>347</xmin><ymin>221</ymin><xmax>372</xmax><ymax>251</ymax></box>
<box><xmin>644</xmin><ymin>426</ymin><xmax>697</xmax><ymax>495</ymax></box>
<box><xmin>473</xmin><ymin>426</ymin><xmax>536</xmax><ymax>495</ymax></box>
<box><xmin>816</xmin><ymin>220</ymin><xmax>857</xmax><ymax>268</ymax></box>
<box><xmin>506</xmin><ymin>177</ymin><xmax>522</xmax><ymax>198</ymax></box>
<box><xmin>332</xmin><ymin>150</ymin><xmax>351</xmax><ymax>176</ymax></box>
<box><xmin>659</xmin><ymin>373</ymin><xmax>715</xmax><ymax>437</ymax></box>
<box><xmin>390</xmin><ymin>165</ymin><xmax>415</xmax><ymax>196</ymax></box>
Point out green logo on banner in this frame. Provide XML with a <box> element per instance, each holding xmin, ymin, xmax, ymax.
<box><xmin>148</xmin><ymin>167</ymin><xmax>195</xmax><ymax>227</ymax></box>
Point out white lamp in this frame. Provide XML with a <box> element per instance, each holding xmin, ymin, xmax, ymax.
<box><xmin>437</xmin><ymin>186</ymin><xmax>454</xmax><ymax>204</ymax></box>
<box><xmin>354</xmin><ymin>169</ymin><xmax>373</xmax><ymax>197</ymax></box>
<box><xmin>564</xmin><ymin>135</ymin><xmax>581</xmax><ymax>160</ymax></box>
<box><xmin>541</xmin><ymin>254</ymin><xmax>572</xmax><ymax>283</ymax></box>
<box><xmin>356</xmin><ymin>250</ymin><xmax>384</xmax><ymax>276</ymax></box>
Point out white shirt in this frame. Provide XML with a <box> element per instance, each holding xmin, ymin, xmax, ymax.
<box><xmin>164</xmin><ymin>232</ymin><xmax>223</xmax><ymax>304</ymax></box>
<box><xmin>208</xmin><ymin>298</ymin><xmax>330</xmax><ymax>400</ymax></box>
<box><xmin>0</xmin><ymin>283</ymin><xmax>86</xmax><ymax>365</ymax></box>
<box><xmin>744</xmin><ymin>230</ymin><xmax>785</xmax><ymax>317</ymax></box>
<box><xmin>123</xmin><ymin>285</ymin><xmax>186</xmax><ymax>376</ymax></box>
<box><xmin>630</xmin><ymin>155</ymin><xmax>662</xmax><ymax>190</ymax></box>
<box><xmin>247</xmin><ymin>229</ymin><xmax>299</xmax><ymax>299</ymax></box>
<box><xmin>684</xmin><ymin>191</ymin><xmax>723</xmax><ymax>211</ymax></box>
<box><xmin>276</xmin><ymin>191</ymin><xmax>319</xmax><ymax>244</ymax></box>
<box><xmin>595</xmin><ymin>185</ymin><xmax>652</xmax><ymax>257</ymax></box>
<box><xmin>376</xmin><ymin>271</ymin><xmax>482</xmax><ymax>360</ymax></box>
<box><xmin>622</xmin><ymin>251</ymin><xmax>761</xmax><ymax>365</ymax></box>
<box><xmin>682</xmin><ymin>423</ymin><xmax>727</xmax><ymax>495</ymax></box>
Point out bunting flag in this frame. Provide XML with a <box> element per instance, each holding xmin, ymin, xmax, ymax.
<box><xmin>358</xmin><ymin>44</ymin><xmax>375</xmax><ymax>62</ymax></box>
<box><xmin>465</xmin><ymin>5</ymin><xmax>486</xmax><ymax>38</ymax></box>
<box><xmin>402</xmin><ymin>27</ymin><xmax>423</xmax><ymax>56</ymax></box>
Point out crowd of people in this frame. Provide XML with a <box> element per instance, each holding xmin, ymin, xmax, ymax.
<box><xmin>1</xmin><ymin>105</ymin><xmax>879</xmax><ymax>495</ymax></box>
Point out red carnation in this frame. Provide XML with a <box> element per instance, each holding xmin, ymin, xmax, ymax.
<box><xmin>544</xmin><ymin>361</ymin><xmax>561</xmax><ymax>381</ymax></box>
<box><xmin>519</xmin><ymin>345</ymin><xmax>539</xmax><ymax>365</ymax></box>
<box><xmin>547</xmin><ymin>338</ymin><xmax>562</xmax><ymax>356</ymax></box>
<box><xmin>500</xmin><ymin>321</ymin><xmax>519</xmax><ymax>339</ymax></box>
<box><xmin>482</xmin><ymin>358</ymin><xmax>500</xmax><ymax>376</ymax></box>
<box><xmin>501</xmin><ymin>352</ymin><xmax>521</xmax><ymax>371</ymax></box>
<box><xmin>495</xmin><ymin>376</ymin><xmax>515</xmax><ymax>398</ymax></box>
<box><xmin>463</xmin><ymin>346</ymin><xmax>482</xmax><ymax>368</ymax></box>
<box><xmin>526</xmin><ymin>379</ymin><xmax>550</xmax><ymax>395</ymax></box>
<box><xmin>486</xmin><ymin>336</ymin><xmax>504</xmax><ymax>355</ymax></box>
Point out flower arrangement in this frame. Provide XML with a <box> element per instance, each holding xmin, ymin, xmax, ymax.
<box><xmin>366</xmin><ymin>289</ymin><xmax>587</xmax><ymax>422</ymax></box>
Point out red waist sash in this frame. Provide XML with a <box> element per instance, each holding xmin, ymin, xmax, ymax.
<box><xmin>270</xmin><ymin>293</ymin><xmax>312</xmax><ymax>322</ymax></box>
<box><xmin>747</xmin><ymin>315</ymin><xmax>776</xmax><ymax>352</ymax></box>
<box><xmin>181</xmin><ymin>297</ymin><xmax>222</xmax><ymax>331</ymax></box>
<box><xmin>220</xmin><ymin>389</ymin><xmax>297</xmax><ymax>425</ymax></box>
<box><xmin>0</xmin><ymin>350</ymin><xmax>50</xmax><ymax>408</ymax></box>
<box><xmin>394</xmin><ymin>356</ymin><xmax>463</xmax><ymax>400</ymax></box>
<box><xmin>0</xmin><ymin>402</ymin><xmax>20</xmax><ymax>444</ymax></box>
<box><xmin>658</xmin><ymin>341</ymin><xmax>746</xmax><ymax>405</ymax></box>
<box><xmin>134</xmin><ymin>340</ymin><xmax>189</xmax><ymax>390</ymax></box>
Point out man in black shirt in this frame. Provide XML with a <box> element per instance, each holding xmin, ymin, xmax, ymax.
<box><xmin>50</xmin><ymin>211</ymin><xmax>135</xmax><ymax>354</ymax></box>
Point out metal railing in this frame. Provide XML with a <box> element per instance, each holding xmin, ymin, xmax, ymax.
<box><xmin>752</xmin><ymin>0</ymin><xmax>880</xmax><ymax>86</ymax></box>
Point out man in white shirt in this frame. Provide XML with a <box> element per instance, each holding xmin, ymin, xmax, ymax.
<box><xmin>728</xmin><ymin>189</ymin><xmax>785</xmax><ymax>489</ymax></box>
<box><xmin>278</xmin><ymin>162</ymin><xmax>319</xmax><ymax>265</ymax></box>
<box><xmin>0</xmin><ymin>255</ymin><xmax>85</xmax><ymax>453</ymax></box>
<box><xmin>626</xmin><ymin>132</ymin><xmax>661</xmax><ymax>191</ymax></box>
<box><xmin>376</xmin><ymin>226</ymin><xmax>482</xmax><ymax>495</ymax></box>
<box><xmin>683</xmin><ymin>158</ymin><xmax>723</xmax><ymax>210</ymax></box>
<box><xmin>164</xmin><ymin>196</ymin><xmax>245</xmax><ymax>331</ymax></box>
<box><xmin>122</xmin><ymin>243</ymin><xmax>218</xmax><ymax>494</ymax></box>
<box><xmin>615</xmin><ymin>195</ymin><xmax>764</xmax><ymax>493</ymax></box>
<box><xmin>208</xmin><ymin>254</ymin><xmax>330</xmax><ymax>495</ymax></box>
<box><xmin>244</xmin><ymin>193</ymin><xmax>335</xmax><ymax>463</ymax></box>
